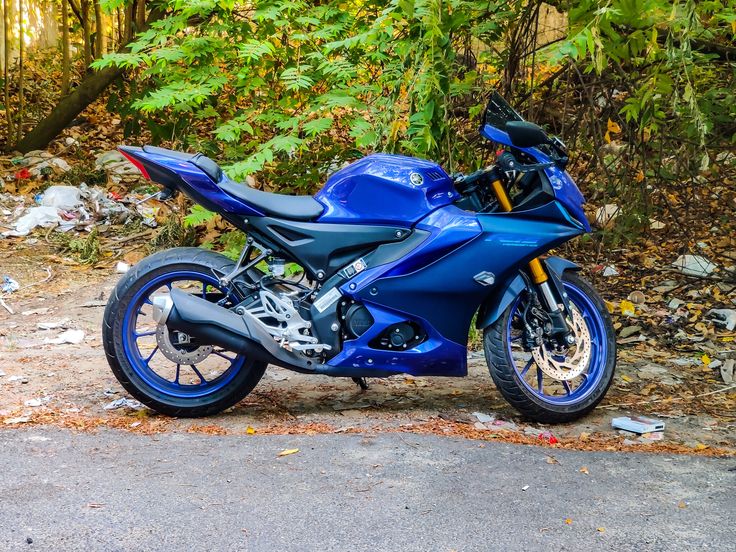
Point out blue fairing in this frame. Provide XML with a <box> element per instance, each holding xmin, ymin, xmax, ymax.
<box><xmin>481</xmin><ymin>124</ymin><xmax>591</xmax><ymax>231</ymax></box>
<box><xmin>328</xmin><ymin>203</ymin><xmax>584</xmax><ymax>377</ymax></box>
<box><xmin>314</xmin><ymin>154</ymin><xmax>460</xmax><ymax>226</ymax></box>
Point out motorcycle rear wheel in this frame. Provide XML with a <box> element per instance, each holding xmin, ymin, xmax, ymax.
<box><xmin>102</xmin><ymin>247</ymin><xmax>267</xmax><ymax>417</ymax></box>
<box><xmin>484</xmin><ymin>271</ymin><xmax>616</xmax><ymax>423</ymax></box>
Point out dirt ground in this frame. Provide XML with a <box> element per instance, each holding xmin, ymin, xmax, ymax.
<box><xmin>1</xmin><ymin>239</ymin><xmax>734</xmax><ymax>455</ymax></box>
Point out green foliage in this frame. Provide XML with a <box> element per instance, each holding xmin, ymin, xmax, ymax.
<box><xmin>97</xmin><ymin>0</ymin><xmax>525</xmax><ymax>190</ymax></box>
<box><xmin>549</xmin><ymin>0</ymin><xmax>736</xmax><ymax>145</ymax></box>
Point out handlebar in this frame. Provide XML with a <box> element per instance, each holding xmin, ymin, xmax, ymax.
<box><xmin>452</xmin><ymin>152</ymin><xmax>554</xmax><ymax>192</ymax></box>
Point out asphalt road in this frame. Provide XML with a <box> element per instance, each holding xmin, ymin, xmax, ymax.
<box><xmin>0</xmin><ymin>429</ymin><xmax>733</xmax><ymax>552</ymax></box>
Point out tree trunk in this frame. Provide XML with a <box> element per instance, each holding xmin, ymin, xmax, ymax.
<box><xmin>61</xmin><ymin>0</ymin><xmax>70</xmax><ymax>95</ymax></box>
<box><xmin>2</xmin><ymin>0</ymin><xmax>13</xmax><ymax>140</ymax></box>
<box><xmin>15</xmin><ymin>7</ymin><xmax>164</xmax><ymax>153</ymax></box>
<box><xmin>15</xmin><ymin>65</ymin><xmax>125</xmax><ymax>153</ymax></box>
<box><xmin>15</xmin><ymin>0</ymin><xmax>24</xmax><ymax>144</ymax></box>
<box><xmin>135</xmin><ymin>0</ymin><xmax>145</xmax><ymax>30</ymax></box>
<box><xmin>123</xmin><ymin>3</ymin><xmax>133</xmax><ymax>42</ymax></box>
<box><xmin>81</xmin><ymin>0</ymin><xmax>91</xmax><ymax>67</ymax></box>
<box><xmin>94</xmin><ymin>0</ymin><xmax>106</xmax><ymax>57</ymax></box>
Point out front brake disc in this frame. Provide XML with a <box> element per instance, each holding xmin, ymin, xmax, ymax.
<box><xmin>531</xmin><ymin>305</ymin><xmax>591</xmax><ymax>381</ymax></box>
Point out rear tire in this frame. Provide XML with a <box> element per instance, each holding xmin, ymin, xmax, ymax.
<box><xmin>102</xmin><ymin>247</ymin><xmax>267</xmax><ymax>417</ymax></box>
<box><xmin>484</xmin><ymin>271</ymin><xmax>616</xmax><ymax>423</ymax></box>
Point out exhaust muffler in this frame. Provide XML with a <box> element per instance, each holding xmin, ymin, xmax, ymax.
<box><xmin>152</xmin><ymin>288</ymin><xmax>315</xmax><ymax>372</ymax></box>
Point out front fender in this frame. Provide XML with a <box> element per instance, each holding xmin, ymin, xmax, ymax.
<box><xmin>476</xmin><ymin>257</ymin><xmax>580</xmax><ymax>329</ymax></box>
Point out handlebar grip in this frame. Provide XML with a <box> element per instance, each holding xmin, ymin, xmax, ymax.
<box><xmin>496</xmin><ymin>152</ymin><xmax>518</xmax><ymax>172</ymax></box>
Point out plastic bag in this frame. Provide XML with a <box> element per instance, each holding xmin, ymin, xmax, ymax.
<box><xmin>41</xmin><ymin>186</ymin><xmax>83</xmax><ymax>210</ymax></box>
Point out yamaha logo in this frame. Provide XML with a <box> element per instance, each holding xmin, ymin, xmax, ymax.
<box><xmin>409</xmin><ymin>172</ymin><xmax>424</xmax><ymax>186</ymax></box>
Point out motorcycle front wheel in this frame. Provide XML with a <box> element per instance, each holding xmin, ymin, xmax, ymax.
<box><xmin>484</xmin><ymin>271</ymin><xmax>616</xmax><ymax>423</ymax></box>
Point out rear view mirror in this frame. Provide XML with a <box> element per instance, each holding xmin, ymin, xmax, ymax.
<box><xmin>505</xmin><ymin>121</ymin><xmax>549</xmax><ymax>149</ymax></box>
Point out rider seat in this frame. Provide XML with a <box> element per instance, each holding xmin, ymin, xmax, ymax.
<box><xmin>142</xmin><ymin>146</ymin><xmax>324</xmax><ymax>221</ymax></box>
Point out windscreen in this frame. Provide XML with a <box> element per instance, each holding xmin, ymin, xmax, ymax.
<box><xmin>484</xmin><ymin>91</ymin><xmax>524</xmax><ymax>129</ymax></box>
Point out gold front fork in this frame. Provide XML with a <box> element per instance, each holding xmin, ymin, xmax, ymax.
<box><xmin>490</xmin><ymin>179</ymin><xmax>549</xmax><ymax>284</ymax></box>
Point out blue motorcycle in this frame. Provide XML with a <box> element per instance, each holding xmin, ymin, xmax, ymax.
<box><xmin>103</xmin><ymin>93</ymin><xmax>615</xmax><ymax>423</ymax></box>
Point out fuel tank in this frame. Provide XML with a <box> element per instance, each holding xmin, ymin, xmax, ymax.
<box><xmin>314</xmin><ymin>154</ymin><xmax>460</xmax><ymax>227</ymax></box>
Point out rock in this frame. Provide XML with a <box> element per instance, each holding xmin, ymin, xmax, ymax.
<box><xmin>601</xmin><ymin>265</ymin><xmax>619</xmax><ymax>277</ymax></box>
<box><xmin>721</xmin><ymin>359</ymin><xmax>735</xmax><ymax>384</ymax></box>
<box><xmin>619</xmin><ymin>325</ymin><xmax>641</xmax><ymax>338</ymax></box>
<box><xmin>472</xmin><ymin>412</ymin><xmax>495</xmax><ymax>423</ymax></box>
<box><xmin>672</xmin><ymin>255</ymin><xmax>717</xmax><ymax>277</ymax></box>
<box><xmin>650</xmin><ymin>220</ymin><xmax>666</xmax><ymax>230</ymax></box>
<box><xmin>595</xmin><ymin>204</ymin><xmax>621</xmax><ymax>228</ymax></box>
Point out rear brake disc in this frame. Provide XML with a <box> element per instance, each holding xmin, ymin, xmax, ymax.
<box><xmin>156</xmin><ymin>325</ymin><xmax>213</xmax><ymax>364</ymax></box>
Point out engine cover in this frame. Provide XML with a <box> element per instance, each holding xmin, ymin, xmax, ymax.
<box><xmin>314</xmin><ymin>154</ymin><xmax>459</xmax><ymax>226</ymax></box>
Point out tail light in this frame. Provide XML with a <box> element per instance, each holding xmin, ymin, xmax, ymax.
<box><xmin>118</xmin><ymin>148</ymin><xmax>151</xmax><ymax>180</ymax></box>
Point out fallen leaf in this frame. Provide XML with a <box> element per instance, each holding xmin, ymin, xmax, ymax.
<box><xmin>565</xmin><ymin>518</ymin><xmax>573</xmax><ymax>525</ymax></box>
<box><xmin>701</xmin><ymin>354</ymin><xmax>711</xmax><ymax>367</ymax></box>
<box><xmin>620</xmin><ymin>300</ymin><xmax>636</xmax><ymax>317</ymax></box>
<box><xmin>246</xmin><ymin>426</ymin><xmax>255</xmax><ymax>435</ymax></box>
<box><xmin>545</xmin><ymin>455</ymin><xmax>559</xmax><ymax>465</ymax></box>
<box><xmin>597</xmin><ymin>527</ymin><xmax>606</xmax><ymax>533</ymax></box>
<box><xmin>278</xmin><ymin>448</ymin><xmax>299</xmax><ymax>457</ymax></box>
<box><xmin>678</xmin><ymin>500</ymin><xmax>687</xmax><ymax>509</ymax></box>
<box><xmin>579</xmin><ymin>466</ymin><xmax>589</xmax><ymax>475</ymax></box>
<box><xmin>694</xmin><ymin>443</ymin><xmax>708</xmax><ymax>451</ymax></box>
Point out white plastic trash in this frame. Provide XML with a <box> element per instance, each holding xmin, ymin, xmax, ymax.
<box><xmin>41</xmin><ymin>186</ymin><xmax>83</xmax><ymax>210</ymax></box>
<box><xmin>3</xmin><ymin>206</ymin><xmax>62</xmax><ymax>237</ymax></box>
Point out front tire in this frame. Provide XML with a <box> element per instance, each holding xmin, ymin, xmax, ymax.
<box><xmin>484</xmin><ymin>271</ymin><xmax>616</xmax><ymax>423</ymax></box>
<box><xmin>102</xmin><ymin>247</ymin><xmax>267</xmax><ymax>417</ymax></box>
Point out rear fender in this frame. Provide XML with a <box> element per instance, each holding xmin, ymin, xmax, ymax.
<box><xmin>475</xmin><ymin>256</ymin><xmax>580</xmax><ymax>329</ymax></box>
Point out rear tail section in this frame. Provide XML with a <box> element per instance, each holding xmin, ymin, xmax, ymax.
<box><xmin>116</xmin><ymin>145</ymin><xmax>263</xmax><ymax>217</ymax></box>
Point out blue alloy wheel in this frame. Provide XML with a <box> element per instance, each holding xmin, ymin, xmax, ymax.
<box><xmin>122</xmin><ymin>271</ymin><xmax>244</xmax><ymax>398</ymax></box>
<box><xmin>484</xmin><ymin>271</ymin><xmax>616</xmax><ymax>423</ymax></box>
<box><xmin>102</xmin><ymin>248</ymin><xmax>268</xmax><ymax>417</ymax></box>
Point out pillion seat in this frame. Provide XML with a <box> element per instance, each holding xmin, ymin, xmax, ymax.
<box><xmin>142</xmin><ymin>145</ymin><xmax>325</xmax><ymax>222</ymax></box>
